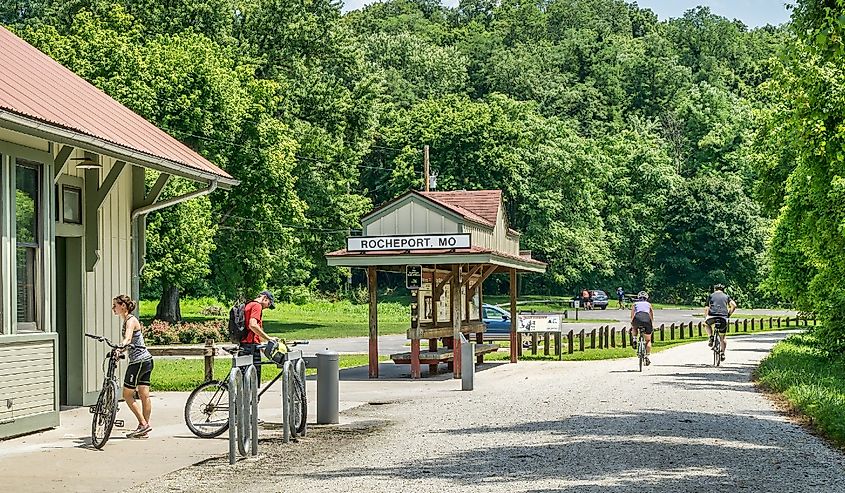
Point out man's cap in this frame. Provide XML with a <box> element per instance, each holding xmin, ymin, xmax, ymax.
<box><xmin>260</xmin><ymin>290</ymin><xmax>276</xmax><ymax>309</ymax></box>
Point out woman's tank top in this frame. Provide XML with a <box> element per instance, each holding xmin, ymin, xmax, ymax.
<box><xmin>633</xmin><ymin>301</ymin><xmax>651</xmax><ymax>314</ymax></box>
<box><xmin>126</xmin><ymin>315</ymin><xmax>152</xmax><ymax>363</ymax></box>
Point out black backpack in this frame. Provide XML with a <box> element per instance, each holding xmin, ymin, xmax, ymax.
<box><xmin>227</xmin><ymin>301</ymin><xmax>254</xmax><ymax>344</ymax></box>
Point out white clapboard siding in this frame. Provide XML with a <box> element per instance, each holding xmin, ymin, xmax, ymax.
<box><xmin>0</xmin><ymin>340</ymin><xmax>55</xmax><ymax>420</ymax></box>
<box><xmin>73</xmin><ymin>156</ymin><xmax>132</xmax><ymax>396</ymax></box>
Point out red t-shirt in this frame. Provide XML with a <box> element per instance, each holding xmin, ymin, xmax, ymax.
<box><xmin>241</xmin><ymin>301</ymin><xmax>263</xmax><ymax>344</ymax></box>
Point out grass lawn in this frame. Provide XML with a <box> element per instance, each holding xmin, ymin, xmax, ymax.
<box><xmin>151</xmin><ymin>354</ymin><xmax>388</xmax><ymax>392</ymax></box>
<box><xmin>139</xmin><ymin>297</ymin><xmax>409</xmax><ymax>341</ymax></box>
<box><xmin>756</xmin><ymin>331</ymin><xmax>845</xmax><ymax>447</ymax></box>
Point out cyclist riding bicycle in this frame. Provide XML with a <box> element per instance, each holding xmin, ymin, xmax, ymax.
<box><xmin>630</xmin><ymin>291</ymin><xmax>655</xmax><ymax>366</ymax></box>
<box><xmin>705</xmin><ymin>283</ymin><xmax>737</xmax><ymax>362</ymax></box>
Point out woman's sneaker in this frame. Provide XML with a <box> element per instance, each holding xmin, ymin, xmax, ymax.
<box><xmin>126</xmin><ymin>423</ymin><xmax>151</xmax><ymax>438</ymax></box>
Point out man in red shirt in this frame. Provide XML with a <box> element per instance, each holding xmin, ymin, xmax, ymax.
<box><xmin>240</xmin><ymin>290</ymin><xmax>277</xmax><ymax>383</ymax></box>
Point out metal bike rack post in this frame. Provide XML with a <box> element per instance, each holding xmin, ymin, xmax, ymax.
<box><xmin>316</xmin><ymin>350</ymin><xmax>339</xmax><ymax>424</ymax></box>
<box><xmin>295</xmin><ymin>358</ymin><xmax>307</xmax><ymax>437</ymax></box>
<box><xmin>461</xmin><ymin>333</ymin><xmax>474</xmax><ymax>391</ymax></box>
<box><xmin>227</xmin><ymin>367</ymin><xmax>243</xmax><ymax>465</ymax></box>
<box><xmin>243</xmin><ymin>365</ymin><xmax>259</xmax><ymax>456</ymax></box>
<box><xmin>281</xmin><ymin>360</ymin><xmax>293</xmax><ymax>443</ymax></box>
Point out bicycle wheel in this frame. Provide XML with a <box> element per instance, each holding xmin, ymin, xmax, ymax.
<box><xmin>184</xmin><ymin>380</ymin><xmax>230</xmax><ymax>438</ymax></box>
<box><xmin>713</xmin><ymin>334</ymin><xmax>721</xmax><ymax>367</ymax></box>
<box><xmin>91</xmin><ymin>380</ymin><xmax>118</xmax><ymax>449</ymax></box>
<box><xmin>292</xmin><ymin>370</ymin><xmax>307</xmax><ymax>435</ymax></box>
<box><xmin>638</xmin><ymin>339</ymin><xmax>644</xmax><ymax>372</ymax></box>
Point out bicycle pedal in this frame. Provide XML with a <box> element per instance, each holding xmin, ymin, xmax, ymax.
<box><xmin>88</xmin><ymin>405</ymin><xmax>96</xmax><ymax>414</ymax></box>
<box><xmin>114</xmin><ymin>419</ymin><xmax>124</xmax><ymax>427</ymax></box>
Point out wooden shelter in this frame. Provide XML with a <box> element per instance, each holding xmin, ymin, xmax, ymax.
<box><xmin>326</xmin><ymin>190</ymin><xmax>545</xmax><ymax>379</ymax></box>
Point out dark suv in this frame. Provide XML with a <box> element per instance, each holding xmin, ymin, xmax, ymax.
<box><xmin>590</xmin><ymin>290</ymin><xmax>609</xmax><ymax>310</ymax></box>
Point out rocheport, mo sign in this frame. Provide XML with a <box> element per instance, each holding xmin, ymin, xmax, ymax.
<box><xmin>347</xmin><ymin>233</ymin><xmax>471</xmax><ymax>252</ymax></box>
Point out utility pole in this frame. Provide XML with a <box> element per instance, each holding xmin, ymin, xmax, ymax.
<box><xmin>424</xmin><ymin>144</ymin><xmax>430</xmax><ymax>192</ymax></box>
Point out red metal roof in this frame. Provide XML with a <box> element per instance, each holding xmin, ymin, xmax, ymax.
<box><xmin>421</xmin><ymin>190</ymin><xmax>501</xmax><ymax>227</ymax></box>
<box><xmin>0</xmin><ymin>26</ymin><xmax>232</xmax><ymax>181</ymax></box>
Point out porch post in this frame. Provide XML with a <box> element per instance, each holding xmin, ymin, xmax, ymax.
<box><xmin>451</xmin><ymin>264</ymin><xmax>462</xmax><ymax>379</ymax></box>
<box><xmin>368</xmin><ymin>266</ymin><xmax>378</xmax><ymax>379</ymax></box>
<box><xmin>510</xmin><ymin>268</ymin><xmax>518</xmax><ymax>364</ymax></box>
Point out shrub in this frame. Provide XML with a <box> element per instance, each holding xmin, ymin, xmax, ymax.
<box><xmin>200</xmin><ymin>305</ymin><xmax>225</xmax><ymax>316</ymax></box>
<box><xmin>278</xmin><ymin>285</ymin><xmax>314</xmax><ymax>305</ymax></box>
<box><xmin>143</xmin><ymin>319</ymin><xmax>227</xmax><ymax>345</ymax></box>
<box><xmin>348</xmin><ymin>285</ymin><xmax>369</xmax><ymax>305</ymax></box>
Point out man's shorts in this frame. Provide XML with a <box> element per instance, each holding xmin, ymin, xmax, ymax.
<box><xmin>631</xmin><ymin>312</ymin><xmax>654</xmax><ymax>334</ymax></box>
<box><xmin>124</xmin><ymin>359</ymin><xmax>154</xmax><ymax>389</ymax></box>
<box><xmin>706</xmin><ymin>317</ymin><xmax>729</xmax><ymax>333</ymax></box>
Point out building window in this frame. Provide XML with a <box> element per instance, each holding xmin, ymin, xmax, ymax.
<box><xmin>61</xmin><ymin>185</ymin><xmax>82</xmax><ymax>224</ymax></box>
<box><xmin>16</xmin><ymin>161</ymin><xmax>40</xmax><ymax>331</ymax></box>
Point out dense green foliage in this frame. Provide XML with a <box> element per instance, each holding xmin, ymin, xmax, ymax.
<box><xmin>1</xmin><ymin>0</ymin><xmax>791</xmax><ymax>312</ymax></box>
<box><xmin>754</xmin><ymin>1</ymin><xmax>845</xmax><ymax>352</ymax></box>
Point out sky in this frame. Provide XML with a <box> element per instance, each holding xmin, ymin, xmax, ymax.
<box><xmin>339</xmin><ymin>0</ymin><xmax>793</xmax><ymax>28</ymax></box>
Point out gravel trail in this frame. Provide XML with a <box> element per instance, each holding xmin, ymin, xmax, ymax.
<box><xmin>142</xmin><ymin>330</ymin><xmax>845</xmax><ymax>493</ymax></box>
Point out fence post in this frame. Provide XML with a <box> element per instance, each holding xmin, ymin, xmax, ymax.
<box><xmin>590</xmin><ymin>329</ymin><xmax>596</xmax><ymax>349</ymax></box>
<box><xmin>579</xmin><ymin>330</ymin><xmax>585</xmax><ymax>351</ymax></box>
<box><xmin>813</xmin><ymin>314</ymin><xmax>816</xmax><ymax>326</ymax></box>
<box><xmin>786</xmin><ymin>317</ymin><xmax>790</xmax><ymax>328</ymax></box>
<box><xmin>672</xmin><ymin>323</ymin><xmax>678</xmax><ymax>340</ymax></box>
<box><xmin>204</xmin><ymin>339</ymin><xmax>215</xmax><ymax>382</ymax></box>
<box><xmin>622</xmin><ymin>327</ymin><xmax>627</xmax><ymax>348</ymax></box>
<box><xmin>697</xmin><ymin>321</ymin><xmax>702</xmax><ymax>337</ymax></box>
<box><xmin>611</xmin><ymin>327</ymin><xmax>616</xmax><ymax>348</ymax></box>
<box><xmin>517</xmin><ymin>333</ymin><xmax>523</xmax><ymax>357</ymax></box>
<box><xmin>531</xmin><ymin>332</ymin><xmax>539</xmax><ymax>355</ymax></box>
<box><xmin>777</xmin><ymin>317</ymin><xmax>781</xmax><ymax>328</ymax></box>
<box><xmin>688</xmin><ymin>322</ymin><xmax>693</xmax><ymax>338</ymax></box>
<box><xmin>743</xmin><ymin>319</ymin><xmax>748</xmax><ymax>332</ymax></box>
<box><xmin>751</xmin><ymin>318</ymin><xmax>755</xmax><ymax>331</ymax></box>
<box><xmin>660</xmin><ymin>324</ymin><xmax>665</xmax><ymax>342</ymax></box>
<box><xmin>544</xmin><ymin>332</ymin><xmax>550</xmax><ymax>356</ymax></box>
<box><xmin>803</xmin><ymin>317</ymin><xmax>808</xmax><ymax>327</ymax></box>
<box><xmin>598</xmin><ymin>326</ymin><xmax>604</xmax><ymax>349</ymax></box>
<box><xmin>568</xmin><ymin>330</ymin><xmax>574</xmax><ymax>354</ymax></box>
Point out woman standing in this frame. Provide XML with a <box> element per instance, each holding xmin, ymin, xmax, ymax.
<box><xmin>112</xmin><ymin>294</ymin><xmax>154</xmax><ymax>438</ymax></box>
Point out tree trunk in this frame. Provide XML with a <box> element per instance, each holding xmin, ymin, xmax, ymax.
<box><xmin>155</xmin><ymin>285</ymin><xmax>182</xmax><ymax>323</ymax></box>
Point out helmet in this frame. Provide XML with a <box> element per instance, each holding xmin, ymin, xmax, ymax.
<box><xmin>713</xmin><ymin>283</ymin><xmax>725</xmax><ymax>291</ymax></box>
<box><xmin>263</xmin><ymin>339</ymin><xmax>288</xmax><ymax>365</ymax></box>
<box><xmin>637</xmin><ymin>291</ymin><xmax>649</xmax><ymax>300</ymax></box>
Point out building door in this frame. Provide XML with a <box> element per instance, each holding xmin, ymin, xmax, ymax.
<box><xmin>55</xmin><ymin>236</ymin><xmax>83</xmax><ymax>406</ymax></box>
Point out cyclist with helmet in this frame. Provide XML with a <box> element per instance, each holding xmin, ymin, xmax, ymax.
<box><xmin>629</xmin><ymin>291</ymin><xmax>655</xmax><ymax>365</ymax></box>
<box><xmin>705</xmin><ymin>283</ymin><xmax>737</xmax><ymax>361</ymax></box>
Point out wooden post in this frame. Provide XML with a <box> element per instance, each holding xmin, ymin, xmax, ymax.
<box><xmin>411</xmin><ymin>338</ymin><xmax>421</xmax><ymax>379</ymax></box>
<box><xmin>476</xmin><ymin>332</ymin><xmax>484</xmax><ymax>365</ymax></box>
<box><xmin>590</xmin><ymin>329</ymin><xmax>596</xmax><ymax>349</ymax></box>
<box><xmin>769</xmin><ymin>317</ymin><xmax>773</xmax><ymax>329</ymax></box>
<box><xmin>579</xmin><ymin>329</ymin><xmax>585</xmax><ymax>351</ymax></box>
<box><xmin>803</xmin><ymin>317</ymin><xmax>808</xmax><ymax>327</ymax></box>
<box><xmin>750</xmin><ymin>318</ymin><xmax>755</xmax><ymax>331</ymax></box>
<box><xmin>543</xmin><ymin>332</ymin><xmax>550</xmax><ymax>356</ymax></box>
<box><xmin>509</xmin><ymin>268</ymin><xmax>518</xmax><ymax>364</ymax></box>
<box><xmin>777</xmin><ymin>317</ymin><xmax>781</xmax><ymax>328</ymax></box>
<box><xmin>734</xmin><ymin>320</ymin><xmax>739</xmax><ymax>332</ymax></box>
<box><xmin>452</xmin><ymin>264</ymin><xmax>462</xmax><ymax>378</ymax></box>
<box><xmin>531</xmin><ymin>332</ymin><xmax>538</xmax><ymax>355</ymax></box>
<box><xmin>429</xmin><ymin>338</ymin><xmax>439</xmax><ymax>374</ymax></box>
<box><xmin>697</xmin><ymin>321</ymin><xmax>702</xmax><ymax>337</ymax></box>
<box><xmin>743</xmin><ymin>319</ymin><xmax>748</xmax><ymax>332</ymax></box>
<box><xmin>688</xmin><ymin>322</ymin><xmax>693</xmax><ymax>338</ymax></box>
<box><xmin>568</xmin><ymin>330</ymin><xmax>574</xmax><ymax>354</ymax></box>
<box><xmin>555</xmin><ymin>332</ymin><xmax>562</xmax><ymax>360</ymax></box>
<box><xmin>670</xmin><ymin>323</ymin><xmax>675</xmax><ymax>340</ymax></box>
<box><xmin>611</xmin><ymin>327</ymin><xmax>616</xmax><ymax>348</ymax></box>
<box><xmin>598</xmin><ymin>326</ymin><xmax>603</xmax><ymax>349</ymax></box>
<box><xmin>368</xmin><ymin>266</ymin><xmax>379</xmax><ymax>379</ymax></box>
<box><xmin>606</xmin><ymin>326</ymin><xmax>611</xmax><ymax>348</ymax></box>
<box><xmin>660</xmin><ymin>324</ymin><xmax>665</xmax><ymax>342</ymax></box>
<box><xmin>517</xmin><ymin>333</ymin><xmax>523</xmax><ymax>357</ymax></box>
<box><xmin>679</xmin><ymin>323</ymin><xmax>684</xmax><ymax>339</ymax></box>
<box><xmin>622</xmin><ymin>327</ymin><xmax>627</xmax><ymax>348</ymax></box>
<box><xmin>203</xmin><ymin>339</ymin><xmax>215</xmax><ymax>382</ymax></box>
<box><xmin>423</xmin><ymin>144</ymin><xmax>430</xmax><ymax>192</ymax></box>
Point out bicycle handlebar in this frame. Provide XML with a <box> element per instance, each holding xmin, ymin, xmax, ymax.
<box><xmin>84</xmin><ymin>333</ymin><xmax>137</xmax><ymax>350</ymax></box>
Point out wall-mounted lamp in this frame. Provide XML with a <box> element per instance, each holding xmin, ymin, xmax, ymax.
<box><xmin>71</xmin><ymin>153</ymin><xmax>101</xmax><ymax>170</ymax></box>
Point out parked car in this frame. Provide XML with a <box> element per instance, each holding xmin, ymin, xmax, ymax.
<box><xmin>482</xmin><ymin>303</ymin><xmax>524</xmax><ymax>335</ymax></box>
<box><xmin>590</xmin><ymin>290</ymin><xmax>609</xmax><ymax>310</ymax></box>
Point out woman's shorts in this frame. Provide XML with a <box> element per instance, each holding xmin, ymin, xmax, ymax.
<box><xmin>631</xmin><ymin>312</ymin><xmax>654</xmax><ymax>333</ymax></box>
<box><xmin>124</xmin><ymin>359</ymin><xmax>154</xmax><ymax>389</ymax></box>
<box><xmin>706</xmin><ymin>317</ymin><xmax>728</xmax><ymax>333</ymax></box>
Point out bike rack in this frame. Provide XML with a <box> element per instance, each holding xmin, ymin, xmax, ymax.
<box><xmin>229</xmin><ymin>354</ymin><xmax>259</xmax><ymax>464</ymax></box>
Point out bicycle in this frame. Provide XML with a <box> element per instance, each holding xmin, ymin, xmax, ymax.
<box><xmin>184</xmin><ymin>341</ymin><xmax>308</xmax><ymax>439</ymax></box>
<box><xmin>709</xmin><ymin>318</ymin><xmax>727</xmax><ymax>366</ymax></box>
<box><xmin>85</xmin><ymin>333</ymin><xmax>133</xmax><ymax>449</ymax></box>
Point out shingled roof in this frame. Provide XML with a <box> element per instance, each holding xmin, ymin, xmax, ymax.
<box><xmin>0</xmin><ymin>26</ymin><xmax>235</xmax><ymax>186</ymax></box>
<box><xmin>420</xmin><ymin>190</ymin><xmax>501</xmax><ymax>227</ymax></box>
